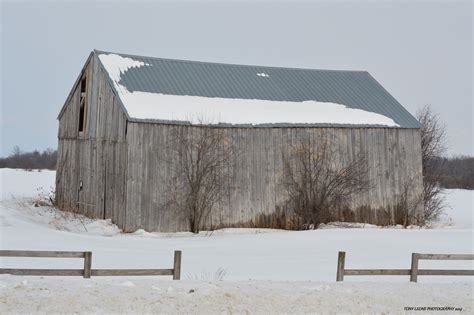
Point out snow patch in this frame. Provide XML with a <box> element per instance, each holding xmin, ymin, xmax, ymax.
<box><xmin>318</xmin><ymin>222</ymin><xmax>425</xmax><ymax>229</ymax></box>
<box><xmin>131</xmin><ymin>227</ymin><xmax>280</xmax><ymax>238</ymax></box>
<box><xmin>121</xmin><ymin>281</ymin><xmax>135</xmax><ymax>287</ymax></box>
<box><xmin>98</xmin><ymin>53</ymin><xmax>400</xmax><ymax>127</ymax></box>
<box><xmin>1</xmin><ymin>198</ymin><xmax>122</xmax><ymax>237</ymax></box>
<box><xmin>0</xmin><ymin>168</ymin><xmax>55</xmax><ymax>200</ymax></box>
<box><xmin>98</xmin><ymin>53</ymin><xmax>149</xmax><ymax>96</ymax></box>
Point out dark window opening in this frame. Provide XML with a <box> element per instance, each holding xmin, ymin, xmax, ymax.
<box><xmin>78</xmin><ymin>76</ymin><xmax>87</xmax><ymax>134</ymax></box>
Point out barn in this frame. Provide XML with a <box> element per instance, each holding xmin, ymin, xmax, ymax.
<box><xmin>55</xmin><ymin>50</ymin><xmax>423</xmax><ymax>232</ymax></box>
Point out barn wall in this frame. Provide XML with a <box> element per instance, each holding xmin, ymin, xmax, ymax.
<box><xmin>124</xmin><ymin>123</ymin><xmax>423</xmax><ymax>232</ymax></box>
<box><xmin>56</xmin><ymin>53</ymin><xmax>423</xmax><ymax>233</ymax></box>
<box><xmin>55</xmin><ymin>53</ymin><xmax>128</xmax><ymax>229</ymax></box>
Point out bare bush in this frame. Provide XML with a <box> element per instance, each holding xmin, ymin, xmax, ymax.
<box><xmin>281</xmin><ymin>133</ymin><xmax>371</xmax><ymax>228</ymax></box>
<box><xmin>417</xmin><ymin>105</ymin><xmax>447</xmax><ymax>222</ymax></box>
<box><xmin>185</xmin><ymin>267</ymin><xmax>227</xmax><ymax>281</ymax></box>
<box><xmin>167</xmin><ymin>125</ymin><xmax>234</xmax><ymax>233</ymax></box>
<box><xmin>33</xmin><ymin>186</ymin><xmax>56</xmax><ymax>207</ymax></box>
<box><xmin>393</xmin><ymin>180</ymin><xmax>424</xmax><ymax>227</ymax></box>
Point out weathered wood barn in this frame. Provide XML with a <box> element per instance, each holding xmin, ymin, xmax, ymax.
<box><xmin>56</xmin><ymin>50</ymin><xmax>423</xmax><ymax>232</ymax></box>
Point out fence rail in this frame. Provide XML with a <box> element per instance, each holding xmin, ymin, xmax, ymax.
<box><xmin>0</xmin><ymin>250</ymin><xmax>86</xmax><ymax>258</ymax></box>
<box><xmin>336</xmin><ymin>251</ymin><xmax>474</xmax><ymax>282</ymax></box>
<box><xmin>0</xmin><ymin>250</ymin><xmax>182</xmax><ymax>280</ymax></box>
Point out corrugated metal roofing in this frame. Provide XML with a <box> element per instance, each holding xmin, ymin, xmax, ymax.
<box><xmin>95</xmin><ymin>50</ymin><xmax>420</xmax><ymax>129</ymax></box>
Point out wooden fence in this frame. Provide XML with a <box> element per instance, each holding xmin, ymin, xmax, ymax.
<box><xmin>336</xmin><ymin>251</ymin><xmax>474</xmax><ymax>282</ymax></box>
<box><xmin>0</xmin><ymin>250</ymin><xmax>182</xmax><ymax>280</ymax></box>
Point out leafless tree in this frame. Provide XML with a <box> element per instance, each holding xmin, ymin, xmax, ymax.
<box><xmin>167</xmin><ymin>125</ymin><xmax>234</xmax><ymax>233</ymax></box>
<box><xmin>281</xmin><ymin>133</ymin><xmax>371</xmax><ymax>228</ymax></box>
<box><xmin>417</xmin><ymin>105</ymin><xmax>447</xmax><ymax>222</ymax></box>
<box><xmin>12</xmin><ymin>145</ymin><xmax>22</xmax><ymax>157</ymax></box>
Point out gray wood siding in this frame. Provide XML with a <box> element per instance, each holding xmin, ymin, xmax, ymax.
<box><xmin>56</xmin><ymin>52</ymin><xmax>423</xmax><ymax>233</ymax></box>
<box><xmin>125</xmin><ymin>123</ymin><xmax>423</xmax><ymax>232</ymax></box>
<box><xmin>57</xmin><ymin>55</ymin><xmax>127</xmax><ymax>142</ymax></box>
<box><xmin>56</xmin><ymin>54</ymin><xmax>128</xmax><ymax>229</ymax></box>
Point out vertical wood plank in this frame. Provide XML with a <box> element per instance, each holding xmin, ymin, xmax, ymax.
<box><xmin>410</xmin><ymin>253</ymin><xmax>419</xmax><ymax>282</ymax></box>
<box><xmin>83</xmin><ymin>251</ymin><xmax>92</xmax><ymax>278</ymax></box>
<box><xmin>336</xmin><ymin>251</ymin><xmax>346</xmax><ymax>281</ymax></box>
<box><xmin>173</xmin><ymin>250</ymin><xmax>182</xmax><ymax>280</ymax></box>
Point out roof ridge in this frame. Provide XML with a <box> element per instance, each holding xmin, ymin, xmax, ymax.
<box><xmin>93</xmin><ymin>49</ymin><xmax>369</xmax><ymax>74</ymax></box>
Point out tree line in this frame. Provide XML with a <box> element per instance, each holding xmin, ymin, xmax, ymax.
<box><xmin>437</xmin><ymin>156</ymin><xmax>474</xmax><ymax>190</ymax></box>
<box><xmin>0</xmin><ymin>146</ymin><xmax>57</xmax><ymax>170</ymax></box>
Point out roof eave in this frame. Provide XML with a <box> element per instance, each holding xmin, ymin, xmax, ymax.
<box><xmin>126</xmin><ymin>117</ymin><xmax>414</xmax><ymax>129</ymax></box>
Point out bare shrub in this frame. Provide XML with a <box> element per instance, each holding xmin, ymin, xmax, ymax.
<box><xmin>393</xmin><ymin>180</ymin><xmax>424</xmax><ymax>227</ymax></box>
<box><xmin>33</xmin><ymin>186</ymin><xmax>56</xmax><ymax>207</ymax></box>
<box><xmin>281</xmin><ymin>133</ymin><xmax>371</xmax><ymax>228</ymax></box>
<box><xmin>186</xmin><ymin>267</ymin><xmax>227</xmax><ymax>281</ymax></box>
<box><xmin>417</xmin><ymin>105</ymin><xmax>447</xmax><ymax>222</ymax></box>
<box><xmin>167</xmin><ymin>125</ymin><xmax>234</xmax><ymax>234</ymax></box>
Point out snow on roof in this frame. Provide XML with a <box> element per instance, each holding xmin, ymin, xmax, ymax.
<box><xmin>98</xmin><ymin>53</ymin><xmax>403</xmax><ymax>127</ymax></box>
<box><xmin>98</xmin><ymin>53</ymin><xmax>149</xmax><ymax>97</ymax></box>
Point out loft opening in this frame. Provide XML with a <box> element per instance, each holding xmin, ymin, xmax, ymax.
<box><xmin>78</xmin><ymin>75</ymin><xmax>88</xmax><ymax>135</ymax></box>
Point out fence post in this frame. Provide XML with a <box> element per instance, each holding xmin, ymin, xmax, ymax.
<box><xmin>410</xmin><ymin>253</ymin><xmax>419</xmax><ymax>283</ymax></box>
<box><xmin>336</xmin><ymin>251</ymin><xmax>346</xmax><ymax>281</ymax></box>
<box><xmin>173</xmin><ymin>250</ymin><xmax>182</xmax><ymax>280</ymax></box>
<box><xmin>83</xmin><ymin>251</ymin><xmax>92</xmax><ymax>279</ymax></box>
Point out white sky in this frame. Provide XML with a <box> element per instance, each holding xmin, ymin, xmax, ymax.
<box><xmin>1</xmin><ymin>0</ymin><xmax>472</xmax><ymax>156</ymax></box>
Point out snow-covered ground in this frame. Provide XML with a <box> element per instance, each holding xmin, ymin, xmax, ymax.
<box><xmin>1</xmin><ymin>277</ymin><xmax>471</xmax><ymax>314</ymax></box>
<box><xmin>0</xmin><ymin>168</ymin><xmax>473</xmax><ymax>313</ymax></box>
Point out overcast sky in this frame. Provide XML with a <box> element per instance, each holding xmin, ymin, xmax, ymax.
<box><xmin>1</xmin><ymin>0</ymin><xmax>472</xmax><ymax>156</ymax></box>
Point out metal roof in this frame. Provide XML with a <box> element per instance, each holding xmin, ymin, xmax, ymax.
<box><xmin>95</xmin><ymin>50</ymin><xmax>420</xmax><ymax>128</ymax></box>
